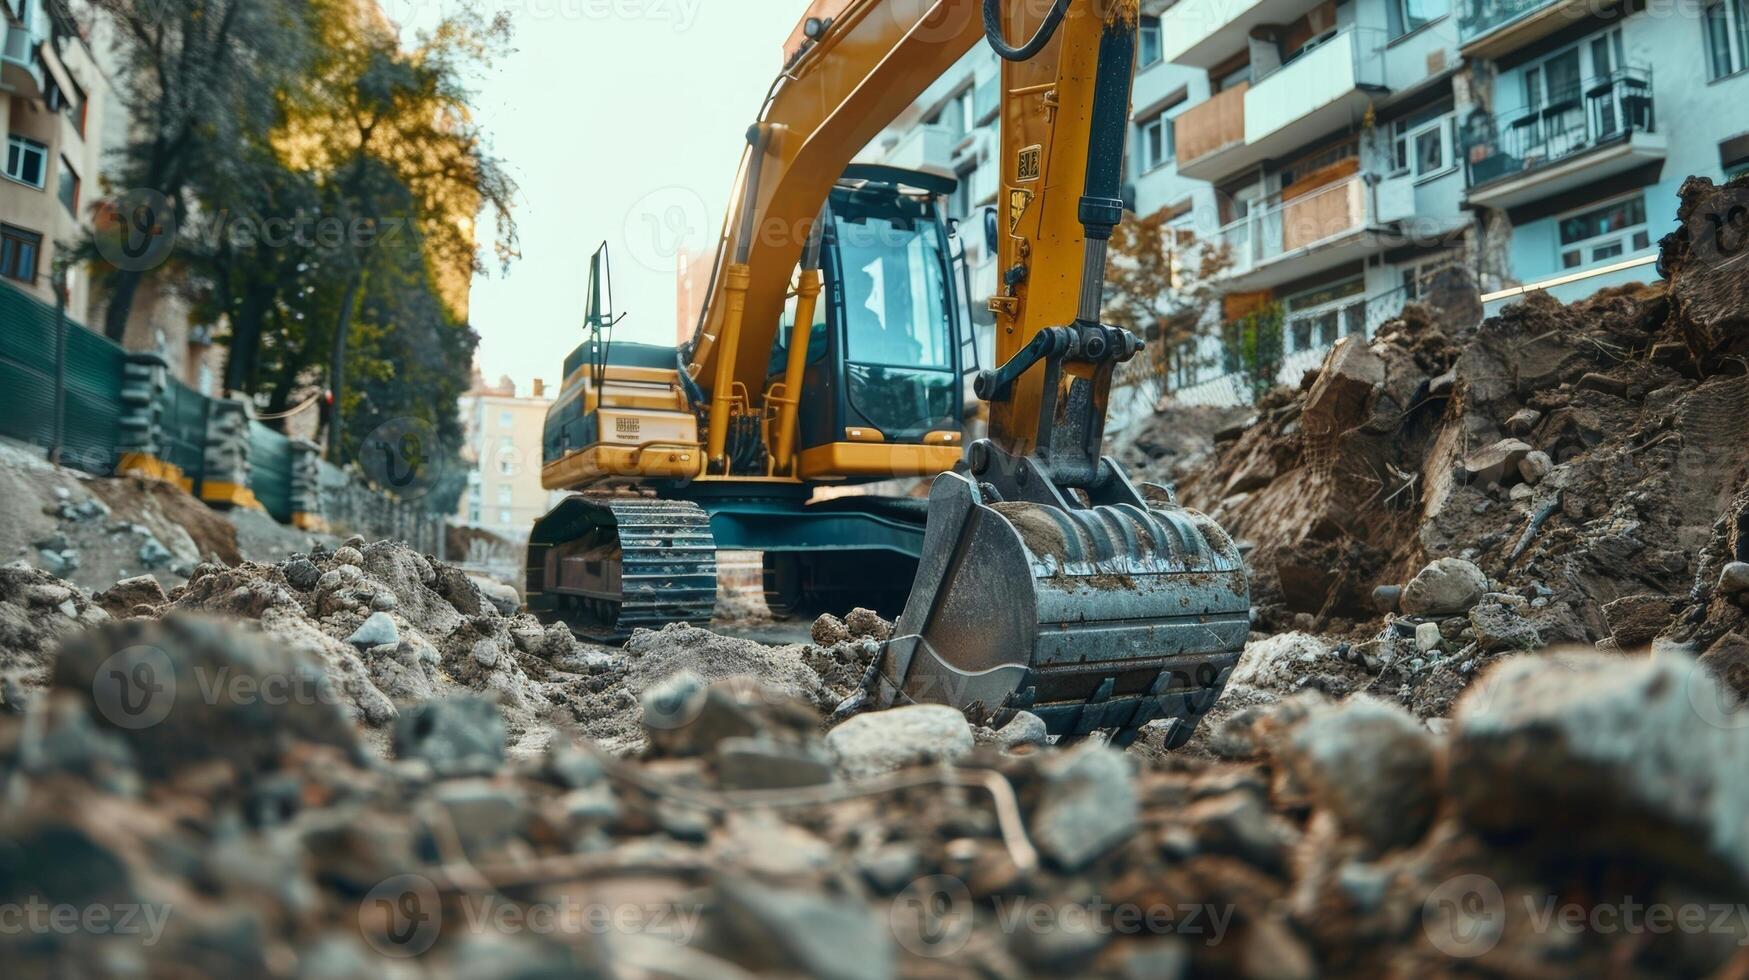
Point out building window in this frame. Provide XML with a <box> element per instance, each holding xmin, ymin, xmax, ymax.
<box><xmin>498</xmin><ymin>409</ymin><xmax>513</xmax><ymax>428</ymax></box>
<box><xmin>1558</xmin><ymin>194</ymin><xmax>1650</xmax><ymax>269</ymax></box>
<box><xmin>497</xmin><ymin>485</ymin><xmax>512</xmax><ymax>505</ymax></box>
<box><xmin>1138</xmin><ymin>110</ymin><xmax>1174</xmax><ymax>172</ymax></box>
<box><xmin>498</xmin><ymin>510</ymin><xmax>512</xmax><ymax>525</ymax></box>
<box><xmin>1139</xmin><ymin>15</ymin><xmax>1163</xmax><ymax>68</ymax></box>
<box><xmin>1393</xmin><ymin>0</ymin><xmax>1449</xmax><ymax>37</ymax></box>
<box><xmin>1704</xmin><ymin>0</ymin><xmax>1749</xmax><ymax>80</ymax></box>
<box><xmin>0</xmin><ymin>225</ymin><xmax>42</xmax><ymax>284</ymax></box>
<box><xmin>4</xmin><ymin>135</ymin><xmax>48</xmax><ymax>189</ymax></box>
<box><xmin>1389</xmin><ymin>104</ymin><xmax>1456</xmax><ymax>181</ymax></box>
<box><xmin>57</xmin><ymin>158</ymin><xmax>78</xmax><ymax>215</ymax></box>
<box><xmin>1284</xmin><ymin>277</ymin><xmax>1366</xmax><ymax>352</ymax></box>
<box><xmin>1402</xmin><ymin>254</ymin><xmax>1460</xmax><ymax>300</ymax></box>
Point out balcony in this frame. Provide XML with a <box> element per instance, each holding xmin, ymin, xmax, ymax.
<box><xmin>1178</xmin><ymin>29</ymin><xmax>1388</xmax><ymax>183</ymax></box>
<box><xmin>2</xmin><ymin>25</ymin><xmax>44</xmax><ymax>100</ymax></box>
<box><xmin>1458</xmin><ymin>0</ymin><xmax>1590</xmax><ymax>59</ymax></box>
<box><xmin>1215</xmin><ymin>172</ymin><xmax>1414</xmax><ymax>290</ymax></box>
<box><xmin>1463</xmin><ymin>69</ymin><xmax>1665</xmax><ymax>210</ymax></box>
<box><xmin>1157</xmin><ymin>0</ymin><xmax>1327</xmax><ymax>69</ymax></box>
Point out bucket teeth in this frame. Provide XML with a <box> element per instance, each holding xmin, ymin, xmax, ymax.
<box><xmin>875</xmin><ymin>471</ymin><xmax>1250</xmax><ymax>745</ymax></box>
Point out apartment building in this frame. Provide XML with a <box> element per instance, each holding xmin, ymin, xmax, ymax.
<box><xmin>866</xmin><ymin>0</ymin><xmax>1749</xmax><ymax>404</ymax></box>
<box><xmin>1453</xmin><ymin>0</ymin><xmax>1749</xmax><ymax>309</ymax></box>
<box><xmin>455</xmin><ymin>375</ymin><xmax>568</xmax><ymax>543</ymax></box>
<box><xmin>2</xmin><ymin>0</ymin><xmax>106</xmax><ymax>317</ymax></box>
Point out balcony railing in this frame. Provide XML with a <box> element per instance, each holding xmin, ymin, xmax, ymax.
<box><xmin>1462</xmin><ymin>68</ymin><xmax>1655</xmax><ymax>188</ymax></box>
<box><xmin>1217</xmin><ymin>174</ymin><xmax>1374</xmax><ymax>274</ymax></box>
<box><xmin>1458</xmin><ymin>0</ymin><xmax>1556</xmax><ymax>45</ymax></box>
<box><xmin>1</xmin><ymin>24</ymin><xmax>44</xmax><ymax>98</ymax></box>
<box><xmin>1243</xmin><ymin>28</ymin><xmax>1387</xmax><ymax>146</ymax></box>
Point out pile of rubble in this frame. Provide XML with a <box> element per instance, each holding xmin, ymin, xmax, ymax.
<box><xmin>1175</xmin><ymin>176</ymin><xmax>1749</xmax><ymax>697</ymax></box>
<box><xmin>3</xmin><ymin>603</ymin><xmax>1745</xmax><ymax>976</ymax></box>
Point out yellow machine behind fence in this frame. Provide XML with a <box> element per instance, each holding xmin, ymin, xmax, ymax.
<box><xmin>529</xmin><ymin>0</ymin><xmax>1250</xmax><ymax>747</ymax></box>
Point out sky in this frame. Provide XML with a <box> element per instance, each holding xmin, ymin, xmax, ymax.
<box><xmin>393</xmin><ymin>0</ymin><xmax>814</xmax><ymax>394</ymax></box>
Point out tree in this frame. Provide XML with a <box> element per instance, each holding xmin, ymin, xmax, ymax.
<box><xmin>1103</xmin><ymin>210</ymin><xmax>1232</xmax><ymax>401</ymax></box>
<box><xmin>281</xmin><ymin>0</ymin><xmax>517</xmax><ymax>462</ymax></box>
<box><xmin>1223</xmin><ymin>302</ymin><xmax>1285</xmax><ymax>404</ymax></box>
<box><xmin>86</xmin><ymin>0</ymin><xmax>314</xmax><ymax>341</ymax></box>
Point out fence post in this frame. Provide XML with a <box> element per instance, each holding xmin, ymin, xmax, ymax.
<box><xmin>289</xmin><ymin>440</ymin><xmax>327</xmax><ymax>533</ymax></box>
<box><xmin>116</xmin><ymin>352</ymin><xmax>183</xmax><ymax>487</ymax></box>
<box><xmin>50</xmin><ymin>271</ymin><xmax>67</xmax><ymax>467</ymax></box>
<box><xmin>200</xmin><ymin>397</ymin><xmax>263</xmax><ymax>511</ymax></box>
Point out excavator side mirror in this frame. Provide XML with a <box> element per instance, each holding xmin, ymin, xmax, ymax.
<box><xmin>983</xmin><ymin>207</ymin><xmax>1000</xmax><ymax>255</ymax></box>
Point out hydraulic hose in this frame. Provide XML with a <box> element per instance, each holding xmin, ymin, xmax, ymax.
<box><xmin>983</xmin><ymin>0</ymin><xmax>1070</xmax><ymax>61</ymax></box>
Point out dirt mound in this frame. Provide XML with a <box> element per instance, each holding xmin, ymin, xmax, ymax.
<box><xmin>3</xmin><ymin>620</ymin><xmax>1745</xmax><ymax>976</ymax></box>
<box><xmin>1178</xmin><ymin>176</ymin><xmax>1749</xmax><ymax>668</ymax></box>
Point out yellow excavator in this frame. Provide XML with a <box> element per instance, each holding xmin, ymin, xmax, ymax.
<box><xmin>530</xmin><ymin>0</ymin><xmax>1250</xmax><ymax>746</ymax></box>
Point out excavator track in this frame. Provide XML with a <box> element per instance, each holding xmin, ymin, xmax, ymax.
<box><xmin>528</xmin><ymin>496</ymin><xmax>718</xmax><ymax>642</ymax></box>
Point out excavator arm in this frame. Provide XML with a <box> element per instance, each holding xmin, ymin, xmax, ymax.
<box><xmin>861</xmin><ymin>0</ymin><xmax>1253</xmax><ymax>746</ymax></box>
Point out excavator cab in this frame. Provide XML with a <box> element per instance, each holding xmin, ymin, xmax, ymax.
<box><xmin>776</xmin><ymin>165</ymin><xmax>968</xmax><ymax>468</ymax></box>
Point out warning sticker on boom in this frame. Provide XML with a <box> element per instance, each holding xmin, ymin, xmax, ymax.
<box><xmin>1016</xmin><ymin>144</ymin><xmax>1042</xmax><ymax>182</ymax></box>
<box><xmin>1008</xmin><ymin>189</ymin><xmax>1033</xmax><ymax>234</ymax></box>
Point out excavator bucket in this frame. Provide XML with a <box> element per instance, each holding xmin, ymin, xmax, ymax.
<box><xmin>871</xmin><ymin>461</ymin><xmax>1251</xmax><ymax>748</ymax></box>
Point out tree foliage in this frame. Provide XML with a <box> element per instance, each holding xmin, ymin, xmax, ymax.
<box><xmin>1103</xmin><ymin>209</ymin><xmax>1231</xmax><ymax>401</ymax></box>
<box><xmin>84</xmin><ymin>0</ymin><xmax>518</xmax><ymax>513</ymax></box>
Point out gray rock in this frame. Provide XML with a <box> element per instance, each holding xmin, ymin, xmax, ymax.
<box><xmin>282</xmin><ymin>558</ymin><xmax>321</xmax><ymax>590</ymax></box>
<box><xmin>1720</xmin><ymin>562</ymin><xmax>1749</xmax><ymax>597</ymax></box>
<box><xmin>716</xmin><ymin>736</ymin><xmax>835</xmax><ymax>790</ymax></box>
<box><xmin>1469</xmin><ymin>601</ymin><xmax>1541</xmax><ymax>653</ymax></box>
<box><xmin>1031</xmin><ymin>745</ymin><xmax>1137</xmax><ymax>871</ymax></box>
<box><xmin>1415</xmin><ymin>621</ymin><xmax>1443</xmax><ymax>654</ymax></box>
<box><xmin>52</xmin><ymin>616</ymin><xmax>358</xmax><ymax>779</ymax></box>
<box><xmin>332</xmin><ymin>546</ymin><xmax>364</xmax><ymax>568</ymax></box>
<box><xmin>824</xmin><ymin>704</ymin><xmax>973</xmax><ymax>780</ymax></box>
<box><xmin>346</xmin><ymin>612</ymin><xmax>399</xmax><ymax>649</ymax></box>
<box><xmin>1401</xmin><ymin>557</ymin><xmax>1489</xmax><ymax>616</ymax></box>
<box><xmin>32</xmin><ymin>532</ymin><xmax>69</xmax><ymax>552</ymax></box>
<box><xmin>1371</xmin><ymin>585</ymin><xmax>1402</xmax><ymax>613</ymax></box>
<box><xmin>36</xmin><ymin>549</ymin><xmax>75</xmax><ymax>577</ymax></box>
<box><xmin>1518</xmin><ymin>450</ymin><xmax>1554</xmax><ymax>484</ymax></box>
<box><xmin>137</xmin><ymin>536</ymin><xmax>173</xmax><ymax>569</ymax></box>
<box><xmin>392</xmin><ymin>697</ymin><xmax>507</xmax><ymax>778</ymax></box>
<box><xmin>469</xmin><ymin>576</ymin><xmax>521</xmax><ymax>616</ymax></box>
<box><xmin>1462</xmin><ymin>438</ymin><xmax>1533</xmax><ymax>484</ymax></box>
<box><xmin>429</xmin><ymin>780</ymin><xmax>524</xmax><ymax>847</ymax></box>
<box><xmin>1277</xmin><ymin>696</ymin><xmax>1438</xmax><ymax>853</ymax></box>
<box><xmin>993</xmin><ymin>710</ymin><xmax>1048</xmax><ymax>749</ymax></box>
<box><xmin>1451</xmin><ymin>651</ymin><xmax>1749</xmax><ymax>885</ymax></box>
